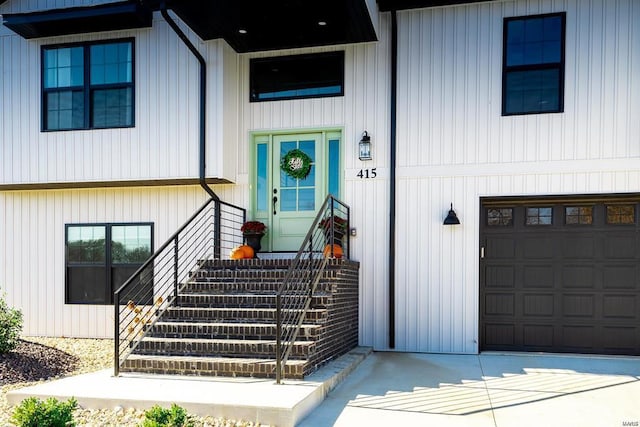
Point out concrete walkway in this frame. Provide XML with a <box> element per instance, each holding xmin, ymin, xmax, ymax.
<box><xmin>299</xmin><ymin>352</ymin><xmax>640</xmax><ymax>427</ymax></box>
<box><xmin>8</xmin><ymin>349</ymin><xmax>640</xmax><ymax>427</ymax></box>
<box><xmin>7</xmin><ymin>348</ymin><xmax>372</xmax><ymax>427</ymax></box>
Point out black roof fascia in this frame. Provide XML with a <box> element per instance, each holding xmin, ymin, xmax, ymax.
<box><xmin>2</xmin><ymin>1</ymin><xmax>152</xmax><ymax>39</ymax></box>
<box><xmin>143</xmin><ymin>0</ymin><xmax>377</xmax><ymax>53</ymax></box>
<box><xmin>378</xmin><ymin>0</ymin><xmax>494</xmax><ymax>11</ymax></box>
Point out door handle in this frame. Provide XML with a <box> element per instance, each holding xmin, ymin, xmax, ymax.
<box><xmin>273</xmin><ymin>196</ymin><xmax>278</xmax><ymax>215</ymax></box>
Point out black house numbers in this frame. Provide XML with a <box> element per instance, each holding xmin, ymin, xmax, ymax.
<box><xmin>356</xmin><ymin>168</ymin><xmax>377</xmax><ymax>179</ymax></box>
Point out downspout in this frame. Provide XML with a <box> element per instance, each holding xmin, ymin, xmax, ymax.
<box><xmin>388</xmin><ymin>9</ymin><xmax>398</xmax><ymax>349</ymax></box>
<box><xmin>160</xmin><ymin>7</ymin><xmax>219</xmax><ymax>202</ymax></box>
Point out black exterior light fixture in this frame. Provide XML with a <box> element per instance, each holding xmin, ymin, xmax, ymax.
<box><xmin>359</xmin><ymin>131</ymin><xmax>372</xmax><ymax>160</ymax></box>
<box><xmin>443</xmin><ymin>203</ymin><xmax>461</xmax><ymax>225</ymax></box>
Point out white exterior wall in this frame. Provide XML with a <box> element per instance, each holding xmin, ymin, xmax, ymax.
<box><xmin>1</xmin><ymin>0</ymin><xmax>638</xmax><ymax>348</ymax></box>
<box><xmin>0</xmin><ymin>4</ymin><xmax>236</xmax><ymax>185</ymax></box>
<box><xmin>0</xmin><ymin>184</ymin><xmax>241</xmax><ymax>337</ymax></box>
<box><xmin>393</xmin><ymin>0</ymin><xmax>640</xmax><ymax>353</ymax></box>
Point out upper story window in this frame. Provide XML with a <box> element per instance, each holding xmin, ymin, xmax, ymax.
<box><xmin>42</xmin><ymin>39</ymin><xmax>134</xmax><ymax>131</ymax></box>
<box><xmin>502</xmin><ymin>13</ymin><xmax>565</xmax><ymax>116</ymax></box>
<box><xmin>250</xmin><ymin>51</ymin><xmax>344</xmax><ymax>102</ymax></box>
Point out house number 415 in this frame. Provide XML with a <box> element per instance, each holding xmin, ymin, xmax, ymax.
<box><xmin>356</xmin><ymin>168</ymin><xmax>377</xmax><ymax>179</ymax></box>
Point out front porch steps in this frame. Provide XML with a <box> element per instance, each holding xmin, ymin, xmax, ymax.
<box><xmin>120</xmin><ymin>258</ymin><xmax>360</xmax><ymax>379</ymax></box>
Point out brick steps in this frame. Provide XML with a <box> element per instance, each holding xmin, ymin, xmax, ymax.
<box><xmin>163</xmin><ymin>307</ymin><xmax>328</xmax><ymax>323</ymax></box>
<box><xmin>176</xmin><ymin>293</ymin><xmax>330</xmax><ymax>308</ymax></box>
<box><xmin>122</xmin><ymin>258</ymin><xmax>359</xmax><ymax>379</ymax></box>
<box><xmin>135</xmin><ymin>337</ymin><xmax>314</xmax><ymax>358</ymax></box>
<box><xmin>121</xmin><ymin>354</ymin><xmax>307</xmax><ymax>379</ymax></box>
<box><xmin>181</xmin><ymin>281</ymin><xmax>283</xmax><ymax>294</ymax></box>
<box><xmin>148</xmin><ymin>321</ymin><xmax>320</xmax><ymax>340</ymax></box>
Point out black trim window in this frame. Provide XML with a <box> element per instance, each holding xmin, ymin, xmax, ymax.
<box><xmin>502</xmin><ymin>13</ymin><xmax>565</xmax><ymax>115</ymax></box>
<box><xmin>606</xmin><ymin>205</ymin><xmax>636</xmax><ymax>225</ymax></box>
<box><xmin>525</xmin><ymin>207</ymin><xmax>553</xmax><ymax>225</ymax></box>
<box><xmin>565</xmin><ymin>206</ymin><xmax>593</xmax><ymax>225</ymax></box>
<box><xmin>487</xmin><ymin>208</ymin><xmax>514</xmax><ymax>226</ymax></box>
<box><xmin>250</xmin><ymin>51</ymin><xmax>344</xmax><ymax>102</ymax></box>
<box><xmin>43</xmin><ymin>39</ymin><xmax>134</xmax><ymax>131</ymax></box>
<box><xmin>65</xmin><ymin>223</ymin><xmax>152</xmax><ymax>304</ymax></box>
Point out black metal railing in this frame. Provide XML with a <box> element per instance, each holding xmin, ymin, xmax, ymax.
<box><xmin>275</xmin><ymin>195</ymin><xmax>350</xmax><ymax>383</ymax></box>
<box><xmin>113</xmin><ymin>197</ymin><xmax>245</xmax><ymax>376</ymax></box>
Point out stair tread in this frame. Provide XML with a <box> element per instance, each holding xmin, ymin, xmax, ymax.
<box><xmin>125</xmin><ymin>353</ymin><xmax>306</xmax><ymax>365</ymax></box>
<box><xmin>154</xmin><ymin>321</ymin><xmax>319</xmax><ymax>328</ymax></box>
<box><xmin>178</xmin><ymin>292</ymin><xmax>330</xmax><ymax>296</ymax></box>
<box><xmin>140</xmin><ymin>336</ymin><xmax>312</xmax><ymax>345</ymax></box>
<box><xmin>168</xmin><ymin>307</ymin><xmax>326</xmax><ymax>312</ymax></box>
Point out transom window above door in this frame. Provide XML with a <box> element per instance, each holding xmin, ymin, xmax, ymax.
<box><xmin>249</xmin><ymin>51</ymin><xmax>344</xmax><ymax>102</ymax></box>
<box><xmin>42</xmin><ymin>39</ymin><xmax>134</xmax><ymax>131</ymax></box>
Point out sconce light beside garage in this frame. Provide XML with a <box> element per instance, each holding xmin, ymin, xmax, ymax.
<box><xmin>443</xmin><ymin>203</ymin><xmax>461</xmax><ymax>225</ymax></box>
<box><xmin>359</xmin><ymin>131</ymin><xmax>372</xmax><ymax>161</ymax></box>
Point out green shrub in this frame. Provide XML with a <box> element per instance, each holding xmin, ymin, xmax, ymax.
<box><xmin>140</xmin><ymin>404</ymin><xmax>194</xmax><ymax>427</ymax></box>
<box><xmin>0</xmin><ymin>293</ymin><xmax>23</xmax><ymax>353</ymax></box>
<box><xmin>10</xmin><ymin>397</ymin><xmax>77</xmax><ymax>427</ymax></box>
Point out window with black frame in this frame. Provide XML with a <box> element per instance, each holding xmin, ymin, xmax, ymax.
<box><xmin>250</xmin><ymin>51</ymin><xmax>344</xmax><ymax>102</ymax></box>
<box><xmin>65</xmin><ymin>223</ymin><xmax>152</xmax><ymax>304</ymax></box>
<box><xmin>502</xmin><ymin>13</ymin><xmax>565</xmax><ymax>115</ymax></box>
<box><xmin>42</xmin><ymin>39</ymin><xmax>134</xmax><ymax>131</ymax></box>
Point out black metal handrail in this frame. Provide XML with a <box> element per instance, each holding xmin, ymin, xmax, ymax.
<box><xmin>113</xmin><ymin>197</ymin><xmax>245</xmax><ymax>376</ymax></box>
<box><xmin>275</xmin><ymin>195</ymin><xmax>350</xmax><ymax>383</ymax></box>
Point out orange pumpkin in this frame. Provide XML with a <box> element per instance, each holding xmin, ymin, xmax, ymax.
<box><xmin>238</xmin><ymin>244</ymin><xmax>255</xmax><ymax>259</ymax></box>
<box><xmin>323</xmin><ymin>244</ymin><xmax>343</xmax><ymax>259</ymax></box>
<box><xmin>229</xmin><ymin>247</ymin><xmax>245</xmax><ymax>260</ymax></box>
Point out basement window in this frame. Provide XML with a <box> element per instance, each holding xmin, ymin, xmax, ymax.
<box><xmin>65</xmin><ymin>223</ymin><xmax>152</xmax><ymax>305</ymax></box>
<box><xmin>250</xmin><ymin>51</ymin><xmax>344</xmax><ymax>102</ymax></box>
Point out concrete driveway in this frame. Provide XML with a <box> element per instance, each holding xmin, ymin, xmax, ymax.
<box><xmin>298</xmin><ymin>352</ymin><xmax>640</xmax><ymax>427</ymax></box>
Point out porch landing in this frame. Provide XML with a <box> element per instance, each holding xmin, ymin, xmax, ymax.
<box><xmin>7</xmin><ymin>347</ymin><xmax>371</xmax><ymax>427</ymax></box>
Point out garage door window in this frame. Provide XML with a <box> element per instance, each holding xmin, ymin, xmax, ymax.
<box><xmin>606</xmin><ymin>205</ymin><xmax>635</xmax><ymax>224</ymax></box>
<box><xmin>565</xmin><ymin>206</ymin><xmax>593</xmax><ymax>225</ymax></box>
<box><xmin>525</xmin><ymin>207</ymin><xmax>552</xmax><ymax>225</ymax></box>
<box><xmin>487</xmin><ymin>208</ymin><xmax>513</xmax><ymax>226</ymax></box>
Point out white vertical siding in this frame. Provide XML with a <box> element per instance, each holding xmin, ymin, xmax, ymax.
<box><xmin>0</xmin><ymin>185</ymin><xmax>228</xmax><ymax>338</ymax></box>
<box><xmin>393</xmin><ymin>0</ymin><xmax>640</xmax><ymax>353</ymax></box>
<box><xmin>0</xmin><ymin>7</ymin><xmax>235</xmax><ymax>185</ymax></box>
<box><xmin>1</xmin><ymin>0</ymin><xmax>638</xmax><ymax>351</ymax></box>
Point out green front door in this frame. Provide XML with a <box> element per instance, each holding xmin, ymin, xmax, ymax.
<box><xmin>252</xmin><ymin>131</ymin><xmax>341</xmax><ymax>252</ymax></box>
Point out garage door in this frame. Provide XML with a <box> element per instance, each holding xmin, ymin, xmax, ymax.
<box><xmin>480</xmin><ymin>196</ymin><xmax>640</xmax><ymax>355</ymax></box>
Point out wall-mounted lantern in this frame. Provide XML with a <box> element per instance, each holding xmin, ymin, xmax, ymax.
<box><xmin>443</xmin><ymin>203</ymin><xmax>461</xmax><ymax>225</ymax></box>
<box><xmin>359</xmin><ymin>131</ymin><xmax>372</xmax><ymax>161</ymax></box>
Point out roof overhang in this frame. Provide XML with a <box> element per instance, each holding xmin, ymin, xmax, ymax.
<box><xmin>2</xmin><ymin>0</ymin><xmax>493</xmax><ymax>51</ymax></box>
<box><xmin>377</xmin><ymin>0</ymin><xmax>495</xmax><ymax>11</ymax></box>
<box><xmin>141</xmin><ymin>0</ymin><xmax>378</xmax><ymax>53</ymax></box>
<box><xmin>2</xmin><ymin>1</ymin><xmax>152</xmax><ymax>39</ymax></box>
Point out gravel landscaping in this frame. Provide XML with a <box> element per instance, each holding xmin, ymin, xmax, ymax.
<box><xmin>0</xmin><ymin>337</ymin><xmax>267</xmax><ymax>426</ymax></box>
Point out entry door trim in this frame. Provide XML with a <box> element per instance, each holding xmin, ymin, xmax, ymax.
<box><xmin>250</xmin><ymin>129</ymin><xmax>343</xmax><ymax>252</ymax></box>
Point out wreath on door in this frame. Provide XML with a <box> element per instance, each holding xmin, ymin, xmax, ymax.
<box><xmin>281</xmin><ymin>148</ymin><xmax>312</xmax><ymax>180</ymax></box>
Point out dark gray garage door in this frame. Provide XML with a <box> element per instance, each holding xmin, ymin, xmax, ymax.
<box><xmin>480</xmin><ymin>196</ymin><xmax>640</xmax><ymax>355</ymax></box>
